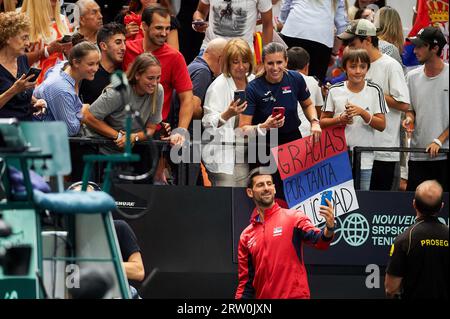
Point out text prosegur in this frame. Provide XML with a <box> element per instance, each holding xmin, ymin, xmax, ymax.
<box><xmin>420</xmin><ymin>239</ymin><xmax>449</xmax><ymax>247</ymax></box>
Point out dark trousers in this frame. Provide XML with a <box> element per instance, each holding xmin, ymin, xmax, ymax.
<box><xmin>280</xmin><ymin>34</ymin><xmax>332</xmax><ymax>83</ymax></box>
<box><xmin>370</xmin><ymin>160</ymin><xmax>397</xmax><ymax>191</ymax></box>
<box><xmin>407</xmin><ymin>159</ymin><xmax>448</xmax><ymax>191</ymax></box>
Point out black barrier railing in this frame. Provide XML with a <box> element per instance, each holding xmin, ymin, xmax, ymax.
<box><xmin>69</xmin><ymin>136</ymin><xmax>170</xmax><ymax>146</ymax></box>
<box><xmin>353</xmin><ymin>146</ymin><xmax>449</xmax><ymax>190</ymax></box>
<box><xmin>69</xmin><ymin>137</ymin><xmax>262</xmax><ymax>185</ymax></box>
<box><xmin>68</xmin><ymin>136</ymin><xmax>270</xmax><ymax>186</ymax></box>
<box><xmin>69</xmin><ymin>137</ymin><xmax>174</xmax><ymax>184</ymax></box>
<box><xmin>69</xmin><ymin>137</ymin><xmax>449</xmax><ymax>188</ymax></box>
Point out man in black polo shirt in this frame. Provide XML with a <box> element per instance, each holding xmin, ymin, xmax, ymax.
<box><xmin>385</xmin><ymin>180</ymin><xmax>449</xmax><ymax>299</ymax></box>
<box><xmin>79</xmin><ymin>22</ymin><xmax>126</xmax><ymax>105</ymax></box>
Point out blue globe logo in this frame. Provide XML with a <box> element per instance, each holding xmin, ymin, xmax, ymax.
<box><xmin>342</xmin><ymin>213</ymin><xmax>370</xmax><ymax>247</ymax></box>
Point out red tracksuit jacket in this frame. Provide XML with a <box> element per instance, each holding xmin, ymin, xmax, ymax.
<box><xmin>235</xmin><ymin>203</ymin><xmax>333</xmax><ymax>299</ymax></box>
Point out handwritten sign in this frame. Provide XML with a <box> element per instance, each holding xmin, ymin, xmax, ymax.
<box><xmin>272</xmin><ymin>126</ymin><xmax>359</xmax><ymax>224</ymax></box>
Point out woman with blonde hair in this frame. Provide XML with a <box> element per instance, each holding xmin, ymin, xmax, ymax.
<box><xmin>374</xmin><ymin>6</ymin><xmax>405</xmax><ymax>67</ymax></box>
<box><xmin>83</xmin><ymin>52</ymin><xmax>164</xmax><ymax>154</ymax></box>
<box><xmin>21</xmin><ymin>0</ymin><xmax>73</xmax><ymax>83</ymax></box>
<box><xmin>202</xmin><ymin>38</ymin><xmax>255</xmax><ymax>187</ymax></box>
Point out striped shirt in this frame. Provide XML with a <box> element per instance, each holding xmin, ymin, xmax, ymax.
<box><xmin>33</xmin><ymin>64</ymin><xmax>83</xmax><ymax>136</ymax></box>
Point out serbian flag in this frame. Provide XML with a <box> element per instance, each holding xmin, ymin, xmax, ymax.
<box><xmin>403</xmin><ymin>0</ymin><xmax>449</xmax><ymax>67</ymax></box>
<box><xmin>271</xmin><ymin>126</ymin><xmax>359</xmax><ymax>225</ymax></box>
<box><xmin>253</xmin><ymin>31</ymin><xmax>263</xmax><ymax>65</ymax></box>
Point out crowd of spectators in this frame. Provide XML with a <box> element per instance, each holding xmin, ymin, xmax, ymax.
<box><xmin>0</xmin><ymin>0</ymin><xmax>448</xmax><ymax>191</ymax></box>
<box><xmin>1</xmin><ymin>0</ymin><xmax>448</xmax><ymax>301</ymax></box>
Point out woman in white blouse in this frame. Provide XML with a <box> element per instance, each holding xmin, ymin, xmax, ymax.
<box><xmin>202</xmin><ymin>38</ymin><xmax>255</xmax><ymax>187</ymax></box>
<box><xmin>278</xmin><ymin>0</ymin><xmax>348</xmax><ymax>82</ymax></box>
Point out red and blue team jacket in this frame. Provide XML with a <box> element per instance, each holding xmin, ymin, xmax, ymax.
<box><xmin>235</xmin><ymin>203</ymin><xmax>333</xmax><ymax>299</ymax></box>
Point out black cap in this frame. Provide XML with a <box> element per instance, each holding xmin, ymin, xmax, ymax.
<box><xmin>408</xmin><ymin>27</ymin><xmax>447</xmax><ymax>49</ymax></box>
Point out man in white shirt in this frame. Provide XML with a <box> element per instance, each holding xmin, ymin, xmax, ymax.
<box><xmin>403</xmin><ymin>27</ymin><xmax>449</xmax><ymax>191</ymax></box>
<box><xmin>287</xmin><ymin>46</ymin><xmax>324</xmax><ymax>137</ymax></box>
<box><xmin>192</xmin><ymin>0</ymin><xmax>273</xmax><ymax>51</ymax></box>
<box><xmin>279</xmin><ymin>0</ymin><xmax>348</xmax><ymax>82</ymax></box>
<box><xmin>338</xmin><ymin>19</ymin><xmax>410</xmax><ymax>191</ymax></box>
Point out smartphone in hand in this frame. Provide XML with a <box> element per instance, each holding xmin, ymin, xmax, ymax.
<box><xmin>272</xmin><ymin>107</ymin><xmax>285</xmax><ymax>118</ymax></box>
<box><xmin>192</xmin><ymin>20</ymin><xmax>207</xmax><ymax>27</ymax></box>
<box><xmin>25</xmin><ymin>67</ymin><xmax>41</xmax><ymax>82</ymax></box>
<box><xmin>59</xmin><ymin>35</ymin><xmax>73</xmax><ymax>43</ymax></box>
<box><xmin>320</xmin><ymin>190</ymin><xmax>333</xmax><ymax>206</ymax></box>
<box><xmin>234</xmin><ymin>90</ymin><xmax>246</xmax><ymax>103</ymax></box>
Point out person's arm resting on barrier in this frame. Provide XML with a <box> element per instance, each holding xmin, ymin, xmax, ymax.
<box><xmin>426</xmin><ymin>127</ymin><xmax>449</xmax><ymax>158</ymax></box>
<box><xmin>177</xmin><ymin>90</ymin><xmax>194</xmax><ymax>130</ymax></box>
<box><xmin>82</xmin><ymin>106</ymin><xmax>122</xmax><ymax>140</ymax></box>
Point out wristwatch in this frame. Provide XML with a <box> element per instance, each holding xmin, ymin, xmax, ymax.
<box><xmin>115</xmin><ymin>131</ymin><xmax>123</xmax><ymax>141</ymax></box>
<box><xmin>326</xmin><ymin>225</ymin><xmax>335</xmax><ymax>232</ymax></box>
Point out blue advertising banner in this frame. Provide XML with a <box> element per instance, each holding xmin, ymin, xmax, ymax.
<box><xmin>232</xmin><ymin>190</ymin><xmax>449</xmax><ymax>266</ymax></box>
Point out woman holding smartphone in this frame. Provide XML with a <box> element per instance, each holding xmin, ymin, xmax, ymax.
<box><xmin>0</xmin><ymin>11</ymin><xmax>46</xmax><ymax>120</ymax></box>
<box><xmin>320</xmin><ymin>49</ymin><xmax>387</xmax><ymax>190</ymax></box>
<box><xmin>202</xmin><ymin>39</ymin><xmax>254</xmax><ymax>187</ymax></box>
<box><xmin>239</xmin><ymin>42</ymin><xmax>321</xmax><ymax>203</ymax></box>
<box><xmin>239</xmin><ymin>42</ymin><xmax>321</xmax><ymax>146</ymax></box>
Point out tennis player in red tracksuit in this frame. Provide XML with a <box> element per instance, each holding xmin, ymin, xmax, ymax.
<box><xmin>235</xmin><ymin>168</ymin><xmax>335</xmax><ymax>299</ymax></box>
